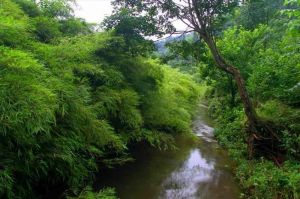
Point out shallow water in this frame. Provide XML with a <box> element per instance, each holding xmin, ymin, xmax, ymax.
<box><xmin>95</xmin><ymin>105</ymin><xmax>241</xmax><ymax>199</ymax></box>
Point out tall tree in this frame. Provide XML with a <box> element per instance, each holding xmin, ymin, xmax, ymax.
<box><xmin>113</xmin><ymin>0</ymin><xmax>268</xmax><ymax>156</ymax></box>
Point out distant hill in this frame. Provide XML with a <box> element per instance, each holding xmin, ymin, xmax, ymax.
<box><xmin>155</xmin><ymin>32</ymin><xmax>198</xmax><ymax>54</ymax></box>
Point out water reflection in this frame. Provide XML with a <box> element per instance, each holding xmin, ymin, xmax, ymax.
<box><xmin>193</xmin><ymin>111</ymin><xmax>216</xmax><ymax>143</ymax></box>
<box><xmin>158</xmin><ymin>107</ymin><xmax>240</xmax><ymax>199</ymax></box>
<box><xmin>95</xmin><ymin>105</ymin><xmax>240</xmax><ymax>199</ymax></box>
<box><xmin>160</xmin><ymin>149</ymin><xmax>215</xmax><ymax>199</ymax></box>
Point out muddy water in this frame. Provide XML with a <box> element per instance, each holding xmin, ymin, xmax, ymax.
<box><xmin>95</xmin><ymin>105</ymin><xmax>241</xmax><ymax>199</ymax></box>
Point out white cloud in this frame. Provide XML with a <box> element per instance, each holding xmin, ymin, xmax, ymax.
<box><xmin>73</xmin><ymin>0</ymin><xmax>188</xmax><ymax>34</ymax></box>
<box><xmin>73</xmin><ymin>0</ymin><xmax>113</xmax><ymax>24</ymax></box>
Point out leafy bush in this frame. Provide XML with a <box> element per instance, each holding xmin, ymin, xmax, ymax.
<box><xmin>32</xmin><ymin>16</ymin><xmax>62</xmax><ymax>43</ymax></box>
<box><xmin>211</xmin><ymin>104</ymin><xmax>300</xmax><ymax>199</ymax></box>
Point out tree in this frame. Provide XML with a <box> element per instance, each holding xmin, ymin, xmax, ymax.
<box><xmin>113</xmin><ymin>0</ymin><xmax>271</xmax><ymax>157</ymax></box>
<box><xmin>38</xmin><ymin>0</ymin><xmax>74</xmax><ymax>18</ymax></box>
<box><xmin>236</xmin><ymin>0</ymin><xmax>284</xmax><ymax>29</ymax></box>
<box><xmin>102</xmin><ymin>8</ymin><xmax>157</xmax><ymax>56</ymax></box>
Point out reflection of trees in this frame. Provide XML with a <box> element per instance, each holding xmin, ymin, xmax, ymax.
<box><xmin>95</xmin><ymin>141</ymin><xmax>193</xmax><ymax>199</ymax></box>
<box><xmin>96</xmin><ymin>112</ymin><xmax>239</xmax><ymax>199</ymax></box>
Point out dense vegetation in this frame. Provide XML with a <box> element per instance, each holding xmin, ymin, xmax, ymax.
<box><xmin>154</xmin><ymin>0</ymin><xmax>300</xmax><ymax>198</ymax></box>
<box><xmin>208</xmin><ymin>2</ymin><xmax>300</xmax><ymax>197</ymax></box>
<box><xmin>1</xmin><ymin>0</ymin><xmax>300</xmax><ymax>198</ymax></box>
<box><xmin>0</xmin><ymin>0</ymin><xmax>201</xmax><ymax>198</ymax></box>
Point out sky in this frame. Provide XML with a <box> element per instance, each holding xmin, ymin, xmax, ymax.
<box><xmin>74</xmin><ymin>0</ymin><xmax>113</xmax><ymax>24</ymax></box>
<box><xmin>73</xmin><ymin>0</ymin><xmax>188</xmax><ymax>34</ymax></box>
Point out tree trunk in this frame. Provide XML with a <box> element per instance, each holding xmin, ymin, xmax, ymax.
<box><xmin>200</xmin><ymin>33</ymin><xmax>258</xmax><ymax>157</ymax></box>
<box><xmin>227</xmin><ymin>75</ymin><xmax>236</xmax><ymax>107</ymax></box>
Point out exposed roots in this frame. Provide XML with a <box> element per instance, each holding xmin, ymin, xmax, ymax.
<box><xmin>246</xmin><ymin>120</ymin><xmax>286</xmax><ymax>166</ymax></box>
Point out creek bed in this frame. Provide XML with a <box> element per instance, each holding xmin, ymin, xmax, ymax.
<box><xmin>95</xmin><ymin>105</ymin><xmax>241</xmax><ymax>199</ymax></box>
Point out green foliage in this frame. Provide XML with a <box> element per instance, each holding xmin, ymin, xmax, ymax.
<box><xmin>32</xmin><ymin>16</ymin><xmax>62</xmax><ymax>42</ymax></box>
<box><xmin>124</xmin><ymin>129</ymin><xmax>176</xmax><ymax>151</ymax></box>
<box><xmin>1</xmin><ymin>0</ymin><xmax>299</xmax><ymax>199</ymax></box>
<box><xmin>158</xmin><ymin>33</ymin><xmax>208</xmax><ymax>75</ymax></box>
<box><xmin>0</xmin><ymin>45</ymin><xmax>123</xmax><ymax>198</ymax></box>
<box><xmin>0</xmin><ymin>0</ymin><xmax>201</xmax><ymax>198</ymax></box>
<box><xmin>12</xmin><ymin>0</ymin><xmax>41</xmax><ymax>17</ymax></box>
<box><xmin>0</xmin><ymin>0</ymin><xmax>31</xmax><ymax>46</ymax></box>
<box><xmin>236</xmin><ymin>159</ymin><xmax>300</xmax><ymax>199</ymax></box>
<box><xmin>257</xmin><ymin>101</ymin><xmax>300</xmax><ymax>158</ymax></box>
<box><xmin>102</xmin><ymin>8</ymin><xmax>155</xmax><ymax>55</ymax></box>
<box><xmin>211</xmin><ymin>101</ymin><xmax>300</xmax><ymax>199</ymax></box>
<box><xmin>148</xmin><ymin>1</ymin><xmax>300</xmax><ymax>198</ymax></box>
<box><xmin>94</xmin><ymin>88</ymin><xmax>143</xmax><ymax>131</ymax></box>
<box><xmin>199</xmin><ymin>5</ymin><xmax>300</xmax><ymax>199</ymax></box>
<box><xmin>139</xmin><ymin>61</ymin><xmax>200</xmax><ymax>134</ymax></box>
<box><xmin>60</xmin><ymin>18</ymin><xmax>93</xmax><ymax>36</ymax></box>
<box><xmin>68</xmin><ymin>187</ymin><xmax>117</xmax><ymax>199</ymax></box>
<box><xmin>235</xmin><ymin>0</ymin><xmax>284</xmax><ymax>30</ymax></box>
<box><xmin>113</xmin><ymin>0</ymin><xmax>239</xmax><ymax>36</ymax></box>
<box><xmin>38</xmin><ymin>0</ymin><xmax>73</xmax><ymax>18</ymax></box>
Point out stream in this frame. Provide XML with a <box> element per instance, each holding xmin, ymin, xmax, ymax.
<box><xmin>95</xmin><ymin>105</ymin><xmax>241</xmax><ymax>199</ymax></box>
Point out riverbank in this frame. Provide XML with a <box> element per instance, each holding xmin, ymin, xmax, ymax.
<box><xmin>208</xmin><ymin>102</ymin><xmax>300</xmax><ymax>199</ymax></box>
